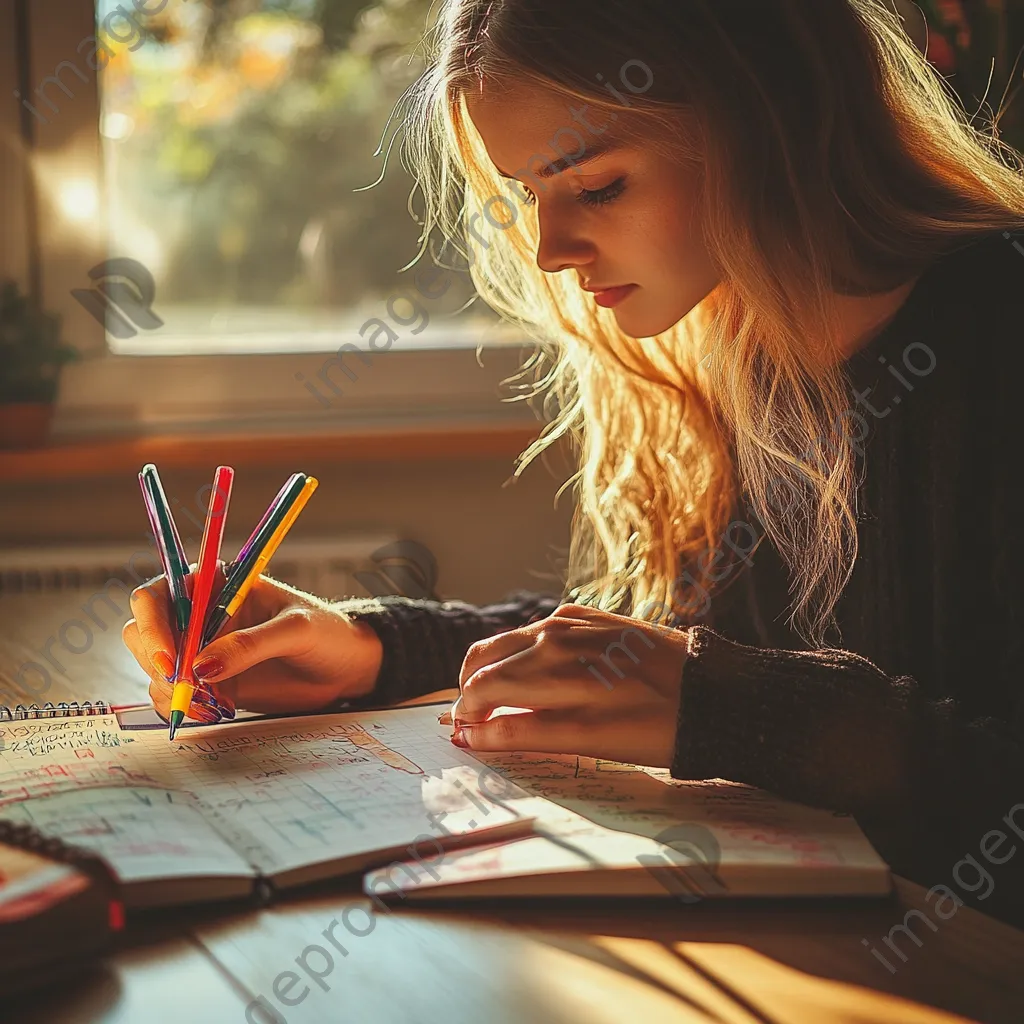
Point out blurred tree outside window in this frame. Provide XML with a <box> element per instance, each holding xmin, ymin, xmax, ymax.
<box><xmin>97</xmin><ymin>0</ymin><xmax>498</xmax><ymax>354</ymax></box>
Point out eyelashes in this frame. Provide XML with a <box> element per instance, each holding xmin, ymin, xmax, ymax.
<box><xmin>516</xmin><ymin>176</ymin><xmax>628</xmax><ymax>209</ymax></box>
<box><xmin>576</xmin><ymin>176</ymin><xmax>627</xmax><ymax>208</ymax></box>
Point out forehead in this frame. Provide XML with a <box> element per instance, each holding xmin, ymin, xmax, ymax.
<box><xmin>463</xmin><ymin>76</ymin><xmax>630</xmax><ymax>174</ymax></box>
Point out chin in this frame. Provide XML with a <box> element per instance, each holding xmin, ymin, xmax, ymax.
<box><xmin>613</xmin><ymin>304</ymin><xmax>687</xmax><ymax>339</ymax></box>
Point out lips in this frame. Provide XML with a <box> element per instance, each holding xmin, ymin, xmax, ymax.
<box><xmin>590</xmin><ymin>284</ymin><xmax>637</xmax><ymax>308</ymax></box>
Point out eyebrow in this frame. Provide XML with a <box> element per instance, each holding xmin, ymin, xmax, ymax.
<box><xmin>496</xmin><ymin>139</ymin><xmax>624</xmax><ymax>181</ymax></box>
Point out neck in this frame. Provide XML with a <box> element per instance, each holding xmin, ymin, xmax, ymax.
<box><xmin>833</xmin><ymin>276</ymin><xmax>922</xmax><ymax>360</ymax></box>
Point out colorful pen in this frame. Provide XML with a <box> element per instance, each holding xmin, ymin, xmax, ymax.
<box><xmin>231</xmin><ymin>472</ymin><xmax>302</xmax><ymax>571</ymax></box>
<box><xmin>168</xmin><ymin>465</ymin><xmax>234</xmax><ymax>740</ymax></box>
<box><xmin>139</xmin><ymin>464</ymin><xmax>192</xmax><ymax>637</ymax></box>
<box><xmin>201</xmin><ymin>474</ymin><xmax>315</xmax><ymax>646</ymax></box>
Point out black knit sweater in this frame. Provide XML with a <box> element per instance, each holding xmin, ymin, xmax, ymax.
<box><xmin>336</xmin><ymin>228</ymin><xmax>1024</xmax><ymax>930</ymax></box>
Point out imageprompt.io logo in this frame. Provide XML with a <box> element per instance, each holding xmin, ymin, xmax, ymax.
<box><xmin>353</xmin><ymin>540</ymin><xmax>440</xmax><ymax>602</ymax></box>
<box><xmin>71</xmin><ymin>258</ymin><xmax>164</xmax><ymax>340</ymax></box>
<box><xmin>636</xmin><ymin>823</ymin><xmax>726</xmax><ymax>904</ymax></box>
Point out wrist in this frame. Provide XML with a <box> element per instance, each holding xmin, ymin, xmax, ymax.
<box><xmin>342</xmin><ymin>615</ymin><xmax>384</xmax><ymax>701</ymax></box>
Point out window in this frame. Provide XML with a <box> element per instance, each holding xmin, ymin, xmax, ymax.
<box><xmin>8</xmin><ymin>0</ymin><xmax>533</xmax><ymax>437</ymax></box>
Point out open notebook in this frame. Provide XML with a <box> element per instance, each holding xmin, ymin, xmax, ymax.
<box><xmin>364</xmin><ymin>748</ymin><xmax>892</xmax><ymax>902</ymax></box>
<box><xmin>0</xmin><ymin>704</ymin><xmax>531</xmax><ymax>909</ymax></box>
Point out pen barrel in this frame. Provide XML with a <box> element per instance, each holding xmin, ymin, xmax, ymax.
<box><xmin>201</xmin><ymin>607</ymin><xmax>228</xmax><ymax>649</ymax></box>
<box><xmin>198</xmin><ymin>473</ymin><xmax>313</xmax><ymax>652</ymax></box>
<box><xmin>173</xmin><ymin>594</ymin><xmax>192</xmax><ymax>637</ymax></box>
<box><xmin>169</xmin><ymin>681</ymin><xmax>195</xmax><ymax>715</ymax></box>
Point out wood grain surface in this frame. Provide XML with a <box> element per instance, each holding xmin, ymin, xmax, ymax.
<box><xmin>2</xmin><ymin>594</ymin><xmax>1023</xmax><ymax>1024</ymax></box>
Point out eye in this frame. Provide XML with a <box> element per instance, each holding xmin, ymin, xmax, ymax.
<box><xmin>575</xmin><ymin>176</ymin><xmax>627</xmax><ymax>208</ymax></box>
<box><xmin>518</xmin><ymin>184</ymin><xmax>538</xmax><ymax>206</ymax></box>
<box><xmin>514</xmin><ymin>177</ymin><xmax>628</xmax><ymax>208</ymax></box>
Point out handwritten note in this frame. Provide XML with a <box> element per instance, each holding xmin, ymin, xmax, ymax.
<box><xmin>0</xmin><ymin>708</ymin><xmax>526</xmax><ymax>887</ymax></box>
<box><xmin>364</xmin><ymin>749</ymin><xmax>890</xmax><ymax>899</ymax></box>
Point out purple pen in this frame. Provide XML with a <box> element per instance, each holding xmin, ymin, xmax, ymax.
<box><xmin>231</xmin><ymin>472</ymin><xmax>302</xmax><ymax>567</ymax></box>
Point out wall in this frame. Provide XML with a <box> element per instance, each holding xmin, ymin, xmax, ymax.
<box><xmin>0</xmin><ymin>445</ymin><xmax>578</xmax><ymax>606</ymax></box>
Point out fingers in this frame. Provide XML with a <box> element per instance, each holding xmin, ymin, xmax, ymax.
<box><xmin>148</xmin><ymin>677</ymin><xmax>172</xmax><ymax>720</ymax></box>
<box><xmin>455</xmin><ymin>654</ymin><xmax>614</xmax><ymax>727</ymax></box>
<box><xmin>148</xmin><ymin>678</ymin><xmax>227</xmax><ymax>725</ymax></box>
<box><xmin>458</xmin><ymin>608</ymin><xmax>596</xmax><ymax>687</ymax></box>
<box><xmin>456</xmin><ymin>612</ymin><xmax>612</xmax><ymax>723</ymax></box>
<box><xmin>452</xmin><ymin>706</ymin><xmax>676</xmax><ymax>768</ymax></box>
<box><xmin>458</xmin><ymin>602</ymin><xmax>598</xmax><ymax>684</ymax></box>
<box><xmin>452</xmin><ymin>708</ymin><xmax>593</xmax><ymax>755</ymax></box>
<box><xmin>458</xmin><ymin>630</ymin><xmax>535</xmax><ymax>687</ymax></box>
<box><xmin>190</xmin><ymin>608</ymin><xmax>315</xmax><ymax>685</ymax></box>
<box><xmin>126</xmin><ymin>562</ymin><xmax>234</xmax><ymax>682</ymax></box>
<box><xmin>126</xmin><ymin>577</ymin><xmax>177</xmax><ymax>679</ymax></box>
<box><xmin>122</xmin><ymin>615</ymin><xmax>175</xmax><ymax>684</ymax></box>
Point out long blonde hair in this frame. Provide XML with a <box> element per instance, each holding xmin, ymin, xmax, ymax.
<box><xmin>394</xmin><ymin>0</ymin><xmax>1024</xmax><ymax>644</ymax></box>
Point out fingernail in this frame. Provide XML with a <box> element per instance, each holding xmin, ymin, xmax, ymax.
<box><xmin>450</xmin><ymin>727</ymin><xmax>470</xmax><ymax>748</ymax></box>
<box><xmin>193</xmin><ymin>657</ymin><xmax>223</xmax><ymax>681</ymax></box>
<box><xmin>437</xmin><ymin>711</ymin><xmax>452</xmax><ymax>725</ymax></box>
<box><xmin>153</xmin><ymin>651</ymin><xmax>175</xmax><ymax>679</ymax></box>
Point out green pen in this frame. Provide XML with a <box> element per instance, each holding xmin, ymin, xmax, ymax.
<box><xmin>140</xmin><ymin>464</ymin><xmax>192</xmax><ymax>639</ymax></box>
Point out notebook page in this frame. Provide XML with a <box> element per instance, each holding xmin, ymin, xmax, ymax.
<box><xmin>120</xmin><ymin>705</ymin><xmax>527</xmax><ymax>879</ymax></box>
<box><xmin>364</xmin><ymin>750</ymin><xmax>889</xmax><ymax>898</ymax></box>
<box><xmin>0</xmin><ymin>715</ymin><xmax>254</xmax><ymax>885</ymax></box>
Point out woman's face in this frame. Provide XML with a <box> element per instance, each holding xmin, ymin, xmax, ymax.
<box><xmin>464</xmin><ymin>78</ymin><xmax>721</xmax><ymax>338</ymax></box>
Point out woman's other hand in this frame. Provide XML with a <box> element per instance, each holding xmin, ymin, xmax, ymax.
<box><xmin>445</xmin><ymin>604</ymin><xmax>689</xmax><ymax>767</ymax></box>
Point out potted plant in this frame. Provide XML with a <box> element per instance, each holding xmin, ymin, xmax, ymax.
<box><xmin>0</xmin><ymin>279</ymin><xmax>78</xmax><ymax>449</ymax></box>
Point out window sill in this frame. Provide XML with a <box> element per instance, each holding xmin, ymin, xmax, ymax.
<box><xmin>0</xmin><ymin>422</ymin><xmax>544</xmax><ymax>483</ymax></box>
<box><xmin>49</xmin><ymin>343</ymin><xmax>542</xmax><ymax>437</ymax></box>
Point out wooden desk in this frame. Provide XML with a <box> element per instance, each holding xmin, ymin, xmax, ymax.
<box><xmin>3</xmin><ymin>593</ymin><xmax>1023</xmax><ymax>1024</ymax></box>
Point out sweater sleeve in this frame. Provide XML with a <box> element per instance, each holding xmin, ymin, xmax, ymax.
<box><xmin>672</xmin><ymin>626</ymin><xmax>1024</xmax><ymax>930</ymax></box>
<box><xmin>330</xmin><ymin>589</ymin><xmax>563</xmax><ymax>708</ymax></box>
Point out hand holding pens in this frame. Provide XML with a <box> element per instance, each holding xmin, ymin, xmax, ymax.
<box><xmin>137</xmin><ymin>463</ymin><xmax>319</xmax><ymax>740</ymax></box>
<box><xmin>138</xmin><ymin>464</ymin><xmax>224</xmax><ymax>725</ymax></box>
<box><xmin>167</xmin><ymin>465</ymin><xmax>234</xmax><ymax>739</ymax></box>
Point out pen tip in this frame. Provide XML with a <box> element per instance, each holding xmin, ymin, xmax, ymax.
<box><xmin>168</xmin><ymin>710</ymin><xmax>184</xmax><ymax>741</ymax></box>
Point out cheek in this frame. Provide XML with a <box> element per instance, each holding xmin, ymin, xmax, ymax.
<box><xmin>654</xmin><ymin>176</ymin><xmax>708</xmax><ymax>269</ymax></box>
<box><xmin>617</xmin><ymin>171</ymin><xmax>707</xmax><ymax>279</ymax></box>
<box><xmin>646</xmin><ymin>181</ymin><xmax>719</xmax><ymax>302</ymax></box>
<box><xmin>608</xmin><ymin>183</ymin><xmax>718</xmax><ymax>337</ymax></box>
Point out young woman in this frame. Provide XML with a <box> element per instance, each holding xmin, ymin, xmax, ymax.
<box><xmin>124</xmin><ymin>1</ymin><xmax>1024</xmax><ymax>928</ymax></box>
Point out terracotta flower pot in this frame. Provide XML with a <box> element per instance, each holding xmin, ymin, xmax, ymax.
<box><xmin>0</xmin><ymin>402</ymin><xmax>55</xmax><ymax>449</ymax></box>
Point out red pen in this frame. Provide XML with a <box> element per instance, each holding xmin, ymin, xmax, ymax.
<box><xmin>168</xmin><ymin>465</ymin><xmax>234</xmax><ymax>740</ymax></box>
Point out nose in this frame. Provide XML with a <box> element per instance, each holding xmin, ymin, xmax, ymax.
<box><xmin>534</xmin><ymin>206</ymin><xmax>596</xmax><ymax>276</ymax></box>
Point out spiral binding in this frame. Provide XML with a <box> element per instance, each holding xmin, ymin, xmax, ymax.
<box><xmin>0</xmin><ymin>819</ymin><xmax>86</xmax><ymax>863</ymax></box>
<box><xmin>0</xmin><ymin>818</ymin><xmax>122</xmax><ymax>896</ymax></box>
<box><xmin>0</xmin><ymin>700</ymin><xmax>111</xmax><ymax>722</ymax></box>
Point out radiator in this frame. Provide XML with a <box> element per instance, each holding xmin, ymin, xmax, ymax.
<box><xmin>0</xmin><ymin>533</ymin><xmax>403</xmax><ymax>602</ymax></box>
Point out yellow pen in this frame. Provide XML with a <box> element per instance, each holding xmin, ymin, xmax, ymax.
<box><xmin>201</xmin><ymin>476</ymin><xmax>318</xmax><ymax>647</ymax></box>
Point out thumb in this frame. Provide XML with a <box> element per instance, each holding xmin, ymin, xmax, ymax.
<box><xmin>192</xmin><ymin>613</ymin><xmax>303</xmax><ymax>683</ymax></box>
